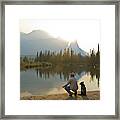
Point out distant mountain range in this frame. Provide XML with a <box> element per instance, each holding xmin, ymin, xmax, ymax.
<box><xmin>20</xmin><ymin>30</ymin><xmax>87</xmax><ymax>56</ymax></box>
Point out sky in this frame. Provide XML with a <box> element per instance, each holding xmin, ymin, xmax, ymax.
<box><xmin>20</xmin><ymin>19</ymin><xmax>100</xmax><ymax>52</ymax></box>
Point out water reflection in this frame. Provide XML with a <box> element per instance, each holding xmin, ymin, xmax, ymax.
<box><xmin>20</xmin><ymin>66</ymin><xmax>100</xmax><ymax>96</ymax></box>
<box><xmin>35</xmin><ymin>66</ymin><xmax>100</xmax><ymax>87</ymax></box>
<box><xmin>87</xmin><ymin>67</ymin><xmax>100</xmax><ymax>88</ymax></box>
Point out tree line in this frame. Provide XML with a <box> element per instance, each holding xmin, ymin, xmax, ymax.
<box><xmin>20</xmin><ymin>44</ymin><xmax>100</xmax><ymax>69</ymax></box>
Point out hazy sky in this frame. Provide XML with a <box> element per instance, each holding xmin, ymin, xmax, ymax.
<box><xmin>20</xmin><ymin>19</ymin><xmax>100</xmax><ymax>52</ymax></box>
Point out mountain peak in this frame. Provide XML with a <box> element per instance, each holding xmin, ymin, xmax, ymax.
<box><xmin>20</xmin><ymin>29</ymin><xmax>68</xmax><ymax>55</ymax></box>
<box><xmin>68</xmin><ymin>40</ymin><xmax>87</xmax><ymax>56</ymax></box>
<box><xmin>26</xmin><ymin>30</ymin><xmax>53</xmax><ymax>40</ymax></box>
<box><xmin>70</xmin><ymin>40</ymin><xmax>79</xmax><ymax>46</ymax></box>
<box><xmin>72</xmin><ymin>39</ymin><xmax>77</xmax><ymax>43</ymax></box>
<box><xmin>29</xmin><ymin>30</ymin><xmax>48</xmax><ymax>35</ymax></box>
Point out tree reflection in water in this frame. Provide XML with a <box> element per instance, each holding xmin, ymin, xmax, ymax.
<box><xmin>35</xmin><ymin>65</ymin><xmax>100</xmax><ymax>88</ymax></box>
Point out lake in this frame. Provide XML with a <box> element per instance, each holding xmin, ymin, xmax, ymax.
<box><xmin>20</xmin><ymin>67</ymin><xmax>100</xmax><ymax>97</ymax></box>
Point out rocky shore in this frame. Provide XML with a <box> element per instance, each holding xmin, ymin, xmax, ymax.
<box><xmin>21</xmin><ymin>91</ymin><xmax>100</xmax><ymax>100</ymax></box>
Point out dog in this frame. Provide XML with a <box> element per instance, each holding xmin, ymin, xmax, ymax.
<box><xmin>80</xmin><ymin>82</ymin><xmax>86</xmax><ymax>96</ymax></box>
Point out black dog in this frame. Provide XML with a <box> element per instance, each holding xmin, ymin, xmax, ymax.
<box><xmin>80</xmin><ymin>82</ymin><xmax>86</xmax><ymax>96</ymax></box>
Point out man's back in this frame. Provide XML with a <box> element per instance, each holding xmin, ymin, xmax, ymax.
<box><xmin>68</xmin><ymin>77</ymin><xmax>78</xmax><ymax>91</ymax></box>
<box><xmin>63</xmin><ymin>73</ymin><xmax>78</xmax><ymax>96</ymax></box>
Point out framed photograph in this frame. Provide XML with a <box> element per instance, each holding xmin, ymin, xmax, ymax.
<box><xmin>1</xmin><ymin>0</ymin><xmax>119</xmax><ymax>119</ymax></box>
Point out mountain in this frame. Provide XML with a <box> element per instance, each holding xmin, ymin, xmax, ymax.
<box><xmin>20</xmin><ymin>30</ymin><xmax>68</xmax><ymax>55</ymax></box>
<box><xmin>67</xmin><ymin>40</ymin><xmax>87</xmax><ymax>56</ymax></box>
<box><xmin>20</xmin><ymin>30</ymin><xmax>87</xmax><ymax>56</ymax></box>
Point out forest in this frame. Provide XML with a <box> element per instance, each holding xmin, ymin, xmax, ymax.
<box><xmin>20</xmin><ymin>44</ymin><xmax>100</xmax><ymax>71</ymax></box>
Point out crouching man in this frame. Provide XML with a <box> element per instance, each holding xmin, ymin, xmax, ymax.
<box><xmin>63</xmin><ymin>73</ymin><xmax>78</xmax><ymax>97</ymax></box>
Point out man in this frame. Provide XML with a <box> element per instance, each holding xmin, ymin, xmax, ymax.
<box><xmin>63</xmin><ymin>73</ymin><xmax>78</xmax><ymax>97</ymax></box>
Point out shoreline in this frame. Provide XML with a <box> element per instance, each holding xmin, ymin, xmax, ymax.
<box><xmin>21</xmin><ymin>91</ymin><xmax>100</xmax><ymax>100</ymax></box>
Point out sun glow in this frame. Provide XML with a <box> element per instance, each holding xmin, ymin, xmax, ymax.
<box><xmin>20</xmin><ymin>19</ymin><xmax>100</xmax><ymax>52</ymax></box>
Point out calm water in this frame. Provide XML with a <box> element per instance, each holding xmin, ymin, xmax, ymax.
<box><xmin>20</xmin><ymin>68</ymin><xmax>100</xmax><ymax>96</ymax></box>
